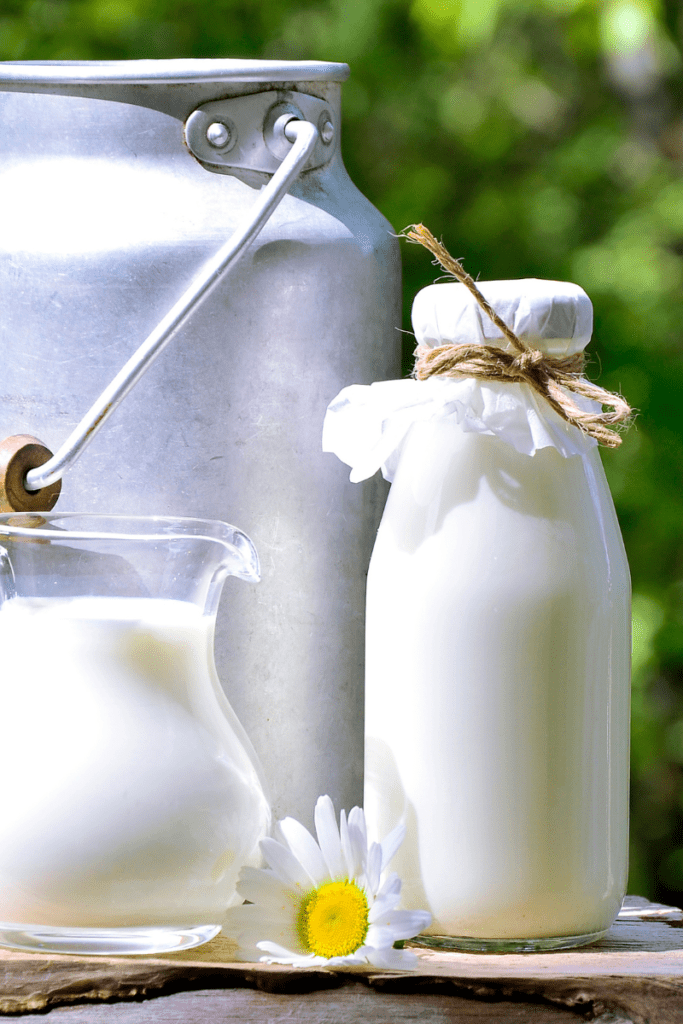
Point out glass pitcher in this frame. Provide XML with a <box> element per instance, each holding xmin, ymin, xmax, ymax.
<box><xmin>0</xmin><ymin>513</ymin><xmax>271</xmax><ymax>956</ymax></box>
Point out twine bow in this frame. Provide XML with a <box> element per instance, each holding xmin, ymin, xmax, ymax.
<box><xmin>403</xmin><ymin>224</ymin><xmax>632</xmax><ymax>448</ymax></box>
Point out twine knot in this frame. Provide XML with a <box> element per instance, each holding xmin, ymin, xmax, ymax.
<box><xmin>402</xmin><ymin>224</ymin><xmax>632</xmax><ymax>449</ymax></box>
<box><xmin>511</xmin><ymin>348</ymin><xmax>545</xmax><ymax>374</ymax></box>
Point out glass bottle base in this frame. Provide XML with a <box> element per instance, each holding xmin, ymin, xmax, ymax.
<box><xmin>0</xmin><ymin>922</ymin><xmax>221</xmax><ymax>956</ymax></box>
<box><xmin>410</xmin><ymin>928</ymin><xmax>609</xmax><ymax>953</ymax></box>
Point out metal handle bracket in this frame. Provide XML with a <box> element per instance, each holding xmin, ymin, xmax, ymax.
<box><xmin>185</xmin><ymin>90</ymin><xmax>335</xmax><ymax>174</ymax></box>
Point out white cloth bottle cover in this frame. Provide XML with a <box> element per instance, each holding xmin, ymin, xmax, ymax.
<box><xmin>323</xmin><ymin>279</ymin><xmax>601</xmax><ymax>482</ymax></box>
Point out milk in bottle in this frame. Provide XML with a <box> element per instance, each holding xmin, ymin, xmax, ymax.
<box><xmin>324</xmin><ymin>279</ymin><xmax>631</xmax><ymax>951</ymax></box>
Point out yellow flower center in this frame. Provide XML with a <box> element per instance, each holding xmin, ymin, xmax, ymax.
<box><xmin>296</xmin><ymin>880</ymin><xmax>369</xmax><ymax>958</ymax></box>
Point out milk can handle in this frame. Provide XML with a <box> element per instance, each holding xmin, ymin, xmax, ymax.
<box><xmin>21</xmin><ymin>118</ymin><xmax>319</xmax><ymax>496</ymax></box>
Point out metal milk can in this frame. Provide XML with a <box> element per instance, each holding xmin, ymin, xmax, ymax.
<box><xmin>0</xmin><ymin>60</ymin><xmax>401</xmax><ymax>825</ymax></box>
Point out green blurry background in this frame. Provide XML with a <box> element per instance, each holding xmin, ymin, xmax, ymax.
<box><xmin>2</xmin><ymin>0</ymin><xmax>682</xmax><ymax>905</ymax></box>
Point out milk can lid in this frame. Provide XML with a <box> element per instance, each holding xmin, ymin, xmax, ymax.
<box><xmin>412</xmin><ymin>279</ymin><xmax>593</xmax><ymax>357</ymax></box>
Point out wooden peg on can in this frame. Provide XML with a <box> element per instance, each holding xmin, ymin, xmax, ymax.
<box><xmin>0</xmin><ymin>435</ymin><xmax>62</xmax><ymax>513</ymax></box>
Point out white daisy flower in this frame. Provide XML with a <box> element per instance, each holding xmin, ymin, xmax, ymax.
<box><xmin>223</xmin><ymin>795</ymin><xmax>431</xmax><ymax>969</ymax></box>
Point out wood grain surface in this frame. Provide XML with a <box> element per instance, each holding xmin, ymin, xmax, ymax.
<box><xmin>0</xmin><ymin>897</ymin><xmax>680</xmax><ymax>1023</ymax></box>
<box><xmin>4</xmin><ymin>987</ymin><xmax>605</xmax><ymax>1023</ymax></box>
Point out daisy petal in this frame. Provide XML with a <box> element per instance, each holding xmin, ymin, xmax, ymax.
<box><xmin>380</xmin><ymin>822</ymin><xmax>406</xmax><ymax>872</ymax></box>
<box><xmin>369</xmin><ymin>895</ymin><xmax>401</xmax><ymax>923</ymax></box>
<box><xmin>365</xmin><ymin>841</ymin><xmax>382</xmax><ymax>896</ymax></box>
<box><xmin>326</xmin><ymin>954</ymin><xmax>367</xmax><ymax>967</ymax></box>
<box><xmin>339</xmin><ymin>809</ymin><xmax>357</xmax><ymax>880</ymax></box>
<box><xmin>370</xmin><ymin>908</ymin><xmax>432</xmax><ymax>940</ymax></box>
<box><xmin>240</xmin><ymin>931</ymin><xmax>304</xmax><ymax>957</ymax></box>
<box><xmin>260</xmin><ymin>836</ymin><xmax>315</xmax><ymax>891</ymax></box>
<box><xmin>365</xmin><ymin>924</ymin><xmax>394</xmax><ymax>949</ymax></box>
<box><xmin>314</xmin><ymin>795</ymin><xmax>345</xmax><ymax>879</ymax></box>
<box><xmin>256</xmin><ymin>940</ymin><xmax>304</xmax><ymax>959</ymax></box>
<box><xmin>223</xmin><ymin>906</ymin><xmax>303</xmax><ymax>954</ymax></box>
<box><xmin>278</xmin><ymin>816</ymin><xmax>329</xmax><ymax>885</ymax></box>
<box><xmin>236</xmin><ymin>867</ymin><xmax>296</xmax><ymax>909</ymax></box>
<box><xmin>375</xmin><ymin>871</ymin><xmax>401</xmax><ymax>901</ymax></box>
<box><xmin>257</xmin><ymin>941</ymin><xmax>326</xmax><ymax>967</ymax></box>
<box><xmin>369</xmin><ymin>888</ymin><xmax>402</xmax><ymax>923</ymax></box>
<box><xmin>365</xmin><ymin>945</ymin><xmax>419</xmax><ymax>971</ymax></box>
<box><xmin>348</xmin><ymin>806</ymin><xmax>367</xmax><ymax>851</ymax></box>
<box><xmin>342</xmin><ymin>810</ymin><xmax>365</xmax><ymax>880</ymax></box>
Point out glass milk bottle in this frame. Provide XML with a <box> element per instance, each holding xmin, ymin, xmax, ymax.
<box><xmin>324</xmin><ymin>279</ymin><xmax>631</xmax><ymax>951</ymax></box>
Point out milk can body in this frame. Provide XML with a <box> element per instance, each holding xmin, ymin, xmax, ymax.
<box><xmin>0</xmin><ymin>61</ymin><xmax>401</xmax><ymax>825</ymax></box>
<box><xmin>354</xmin><ymin>281</ymin><xmax>632</xmax><ymax>951</ymax></box>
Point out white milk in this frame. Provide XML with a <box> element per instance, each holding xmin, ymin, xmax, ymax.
<box><xmin>0</xmin><ymin>596</ymin><xmax>270</xmax><ymax>928</ymax></box>
<box><xmin>364</xmin><ymin>419</ymin><xmax>631</xmax><ymax>942</ymax></box>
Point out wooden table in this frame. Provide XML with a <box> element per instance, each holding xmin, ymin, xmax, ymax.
<box><xmin>1</xmin><ymin>897</ymin><xmax>682</xmax><ymax>1023</ymax></box>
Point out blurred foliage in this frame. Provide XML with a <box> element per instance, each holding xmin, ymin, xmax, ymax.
<box><xmin>2</xmin><ymin>0</ymin><xmax>683</xmax><ymax>904</ymax></box>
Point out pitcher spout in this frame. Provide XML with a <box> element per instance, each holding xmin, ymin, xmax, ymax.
<box><xmin>220</xmin><ymin>524</ymin><xmax>260</xmax><ymax>583</ymax></box>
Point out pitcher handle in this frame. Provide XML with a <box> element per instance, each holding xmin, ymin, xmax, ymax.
<box><xmin>16</xmin><ymin>117</ymin><xmax>318</xmax><ymax>498</ymax></box>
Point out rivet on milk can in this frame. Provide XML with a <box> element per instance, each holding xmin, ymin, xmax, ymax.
<box><xmin>0</xmin><ymin>60</ymin><xmax>402</xmax><ymax>826</ymax></box>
